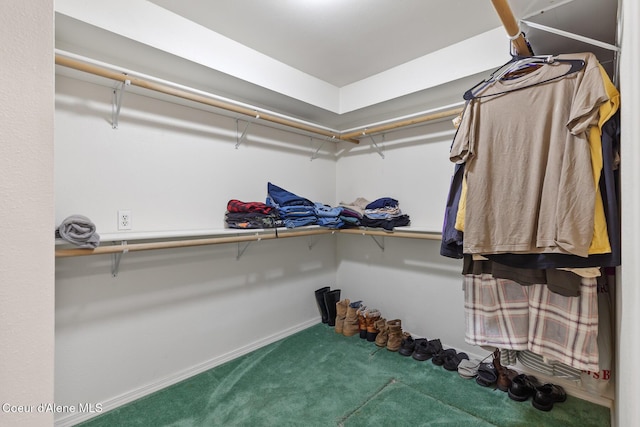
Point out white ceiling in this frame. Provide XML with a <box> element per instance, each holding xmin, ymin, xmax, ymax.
<box><xmin>54</xmin><ymin>0</ymin><xmax>619</xmax><ymax>131</ymax></box>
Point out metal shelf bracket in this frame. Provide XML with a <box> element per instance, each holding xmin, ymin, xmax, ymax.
<box><xmin>111</xmin><ymin>79</ymin><xmax>131</xmax><ymax>129</ymax></box>
<box><xmin>111</xmin><ymin>241</ymin><xmax>128</xmax><ymax>277</ymax></box>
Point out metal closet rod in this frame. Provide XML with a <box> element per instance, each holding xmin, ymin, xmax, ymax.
<box><xmin>55</xmin><ymin>52</ymin><xmax>465</xmax><ymax>143</ymax></box>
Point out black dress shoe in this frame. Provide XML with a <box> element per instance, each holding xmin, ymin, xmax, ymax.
<box><xmin>532</xmin><ymin>383</ymin><xmax>567</xmax><ymax>411</ymax></box>
<box><xmin>508</xmin><ymin>374</ymin><xmax>541</xmax><ymax>401</ymax></box>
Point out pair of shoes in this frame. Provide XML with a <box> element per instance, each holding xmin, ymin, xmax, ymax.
<box><xmin>386</xmin><ymin>319</ymin><xmax>404</xmax><ymax>351</ymax></box>
<box><xmin>443</xmin><ymin>351</ymin><xmax>469</xmax><ymax>371</ymax></box>
<box><xmin>532</xmin><ymin>383</ymin><xmax>567</xmax><ymax>411</ymax></box>
<box><xmin>432</xmin><ymin>348</ymin><xmax>456</xmax><ymax>366</ymax></box>
<box><xmin>343</xmin><ymin>301</ymin><xmax>363</xmax><ymax>337</ymax></box>
<box><xmin>414</xmin><ymin>339</ymin><xmax>443</xmax><ymax>362</ymax></box>
<box><xmin>365</xmin><ymin>309</ymin><xmax>381</xmax><ymax>342</ymax></box>
<box><xmin>508</xmin><ymin>374</ymin><xmax>541</xmax><ymax>401</ymax></box>
<box><xmin>399</xmin><ymin>335</ymin><xmax>418</xmax><ymax>356</ymax></box>
<box><xmin>315</xmin><ymin>287</ymin><xmax>341</xmax><ymax>326</ymax></box>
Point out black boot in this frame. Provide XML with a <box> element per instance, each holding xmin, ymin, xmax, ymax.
<box><xmin>323</xmin><ymin>289</ymin><xmax>341</xmax><ymax>327</ymax></box>
<box><xmin>315</xmin><ymin>287</ymin><xmax>331</xmax><ymax>323</ymax></box>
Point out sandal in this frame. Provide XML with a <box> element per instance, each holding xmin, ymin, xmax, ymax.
<box><xmin>475</xmin><ymin>362</ymin><xmax>498</xmax><ymax>386</ymax></box>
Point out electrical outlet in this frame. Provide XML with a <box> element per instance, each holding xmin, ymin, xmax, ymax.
<box><xmin>118</xmin><ymin>210</ymin><xmax>132</xmax><ymax>230</ymax></box>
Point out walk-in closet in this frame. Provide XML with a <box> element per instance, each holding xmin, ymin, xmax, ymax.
<box><xmin>2</xmin><ymin>0</ymin><xmax>639</xmax><ymax>426</ymax></box>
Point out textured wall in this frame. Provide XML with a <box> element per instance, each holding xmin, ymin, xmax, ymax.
<box><xmin>0</xmin><ymin>1</ymin><xmax>55</xmax><ymax>426</ymax></box>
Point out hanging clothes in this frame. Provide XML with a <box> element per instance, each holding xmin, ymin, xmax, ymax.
<box><xmin>442</xmin><ymin>52</ymin><xmax>620</xmax><ymax>373</ymax></box>
<box><xmin>450</xmin><ymin>52</ymin><xmax>608</xmax><ymax>258</ymax></box>
<box><xmin>463</xmin><ymin>272</ymin><xmax>600</xmax><ymax>372</ymax></box>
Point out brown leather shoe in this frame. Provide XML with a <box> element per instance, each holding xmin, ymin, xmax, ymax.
<box><xmin>386</xmin><ymin>319</ymin><xmax>403</xmax><ymax>351</ymax></box>
<box><xmin>335</xmin><ymin>299</ymin><xmax>349</xmax><ymax>334</ymax></box>
<box><xmin>493</xmin><ymin>349</ymin><xmax>517</xmax><ymax>392</ymax></box>
<box><xmin>365</xmin><ymin>309</ymin><xmax>381</xmax><ymax>342</ymax></box>
<box><xmin>374</xmin><ymin>318</ymin><xmax>389</xmax><ymax>347</ymax></box>
<box><xmin>357</xmin><ymin>306</ymin><xmax>368</xmax><ymax>339</ymax></box>
<box><xmin>342</xmin><ymin>301</ymin><xmax>361</xmax><ymax>337</ymax></box>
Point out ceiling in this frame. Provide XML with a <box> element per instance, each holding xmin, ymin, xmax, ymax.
<box><xmin>54</xmin><ymin>0</ymin><xmax>619</xmax><ymax>132</ymax></box>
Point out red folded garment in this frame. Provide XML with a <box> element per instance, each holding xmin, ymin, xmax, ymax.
<box><xmin>227</xmin><ymin>199</ymin><xmax>274</xmax><ymax>215</ymax></box>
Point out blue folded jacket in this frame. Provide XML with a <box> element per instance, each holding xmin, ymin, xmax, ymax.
<box><xmin>268</xmin><ymin>182</ymin><xmax>314</xmax><ymax>207</ymax></box>
<box><xmin>365</xmin><ymin>197</ymin><xmax>398</xmax><ymax>209</ymax></box>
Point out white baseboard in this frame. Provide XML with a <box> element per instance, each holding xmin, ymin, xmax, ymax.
<box><xmin>54</xmin><ymin>318</ymin><xmax>320</xmax><ymax>427</ymax></box>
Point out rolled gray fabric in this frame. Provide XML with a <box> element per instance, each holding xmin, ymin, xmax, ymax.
<box><xmin>56</xmin><ymin>215</ymin><xmax>100</xmax><ymax>248</ymax></box>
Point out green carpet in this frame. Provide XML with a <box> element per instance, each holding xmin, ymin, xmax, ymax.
<box><xmin>79</xmin><ymin>324</ymin><xmax>610</xmax><ymax>426</ymax></box>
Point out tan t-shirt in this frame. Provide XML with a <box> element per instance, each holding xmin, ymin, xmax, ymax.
<box><xmin>450</xmin><ymin>52</ymin><xmax>608</xmax><ymax>258</ymax></box>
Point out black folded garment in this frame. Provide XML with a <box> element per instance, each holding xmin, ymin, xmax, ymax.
<box><xmin>225</xmin><ymin>212</ymin><xmax>283</xmax><ymax>229</ymax></box>
<box><xmin>360</xmin><ymin>214</ymin><xmax>410</xmax><ymax>231</ymax></box>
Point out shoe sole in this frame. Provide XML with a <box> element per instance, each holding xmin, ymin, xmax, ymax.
<box><xmin>508</xmin><ymin>390</ymin><xmax>531</xmax><ymax>402</ymax></box>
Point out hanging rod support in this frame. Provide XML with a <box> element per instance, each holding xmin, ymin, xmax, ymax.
<box><xmin>307</xmin><ymin>235</ymin><xmax>320</xmax><ymax>250</ymax></box>
<box><xmin>367</xmin><ymin>134</ymin><xmax>385</xmax><ymax>159</ymax></box>
<box><xmin>370</xmin><ymin>235</ymin><xmax>385</xmax><ymax>251</ymax></box>
<box><xmin>112</xmin><ymin>78</ymin><xmax>131</xmax><ymax>129</ymax></box>
<box><xmin>236</xmin><ymin>233</ymin><xmax>261</xmax><ymax>260</ymax></box>
<box><xmin>111</xmin><ymin>241</ymin><xmax>128</xmax><ymax>277</ymax></box>
<box><xmin>310</xmin><ymin>136</ymin><xmax>333</xmax><ymax>161</ymax></box>
<box><xmin>236</xmin><ymin>118</ymin><xmax>254</xmax><ymax>149</ymax></box>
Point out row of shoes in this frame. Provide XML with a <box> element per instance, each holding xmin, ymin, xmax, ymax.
<box><xmin>461</xmin><ymin>349</ymin><xmax>567</xmax><ymax>411</ymax></box>
<box><xmin>314</xmin><ymin>287</ymin><xmax>470</xmax><ymax>367</ymax></box>
<box><xmin>315</xmin><ymin>287</ymin><xmax>415</xmax><ymax>351</ymax></box>
<box><xmin>315</xmin><ymin>287</ymin><xmax>567</xmax><ymax>412</ymax></box>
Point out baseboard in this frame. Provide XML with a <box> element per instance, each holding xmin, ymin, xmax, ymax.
<box><xmin>54</xmin><ymin>318</ymin><xmax>320</xmax><ymax>427</ymax></box>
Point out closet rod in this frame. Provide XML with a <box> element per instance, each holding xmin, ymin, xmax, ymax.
<box><xmin>490</xmin><ymin>0</ymin><xmax>533</xmax><ymax>55</ymax></box>
<box><xmin>56</xmin><ymin>52</ymin><xmax>470</xmax><ymax>143</ymax></box>
<box><xmin>55</xmin><ymin>54</ymin><xmax>361</xmax><ymax>145</ymax></box>
<box><xmin>55</xmin><ymin>228</ymin><xmax>334</xmax><ymax>258</ymax></box>
<box><xmin>340</xmin><ymin>107</ymin><xmax>464</xmax><ymax>140</ymax></box>
<box><xmin>55</xmin><ymin>228</ymin><xmax>444</xmax><ymax>257</ymax></box>
<box><xmin>338</xmin><ymin>228</ymin><xmax>442</xmax><ymax>241</ymax></box>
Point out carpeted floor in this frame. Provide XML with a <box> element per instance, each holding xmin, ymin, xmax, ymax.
<box><xmin>79</xmin><ymin>324</ymin><xmax>610</xmax><ymax>426</ymax></box>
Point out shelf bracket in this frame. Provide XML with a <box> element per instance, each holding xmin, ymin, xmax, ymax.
<box><xmin>111</xmin><ymin>241</ymin><xmax>128</xmax><ymax>277</ymax></box>
<box><xmin>310</xmin><ymin>136</ymin><xmax>334</xmax><ymax>161</ymax></box>
<box><xmin>367</xmin><ymin>134</ymin><xmax>386</xmax><ymax>159</ymax></box>
<box><xmin>307</xmin><ymin>235</ymin><xmax>319</xmax><ymax>250</ymax></box>
<box><xmin>235</xmin><ymin>119</ymin><xmax>251</xmax><ymax>149</ymax></box>
<box><xmin>236</xmin><ymin>233</ymin><xmax>261</xmax><ymax>260</ymax></box>
<box><xmin>235</xmin><ymin>114</ymin><xmax>260</xmax><ymax>149</ymax></box>
<box><xmin>370</xmin><ymin>235</ymin><xmax>385</xmax><ymax>251</ymax></box>
<box><xmin>111</xmin><ymin>78</ymin><xmax>131</xmax><ymax>129</ymax></box>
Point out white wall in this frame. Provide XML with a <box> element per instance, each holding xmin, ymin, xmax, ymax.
<box><xmin>0</xmin><ymin>1</ymin><xmax>55</xmax><ymax>427</ymax></box>
<box><xmin>55</xmin><ymin>76</ymin><xmax>336</xmax><ymax>233</ymax></box>
<box><xmin>335</xmin><ymin>120</ymin><xmax>474</xmax><ymax>354</ymax></box>
<box><xmin>54</xmin><ymin>76</ymin><xmax>338</xmax><ymax>425</ymax></box>
<box><xmin>616</xmin><ymin>0</ymin><xmax>640</xmax><ymax>425</ymax></box>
